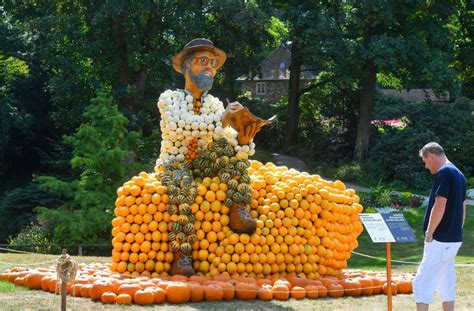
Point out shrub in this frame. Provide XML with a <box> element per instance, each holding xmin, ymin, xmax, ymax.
<box><xmin>8</xmin><ymin>224</ymin><xmax>53</xmax><ymax>254</ymax></box>
<box><xmin>35</xmin><ymin>90</ymin><xmax>141</xmax><ymax>244</ymax></box>
<box><xmin>370</xmin><ymin>100</ymin><xmax>474</xmax><ymax>190</ymax></box>
<box><xmin>0</xmin><ymin>182</ymin><xmax>60</xmax><ymax>243</ymax></box>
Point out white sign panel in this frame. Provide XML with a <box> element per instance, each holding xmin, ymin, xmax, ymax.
<box><xmin>359</xmin><ymin>213</ymin><xmax>396</xmax><ymax>243</ymax></box>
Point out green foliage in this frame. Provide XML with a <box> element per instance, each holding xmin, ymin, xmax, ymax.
<box><xmin>452</xmin><ymin>1</ymin><xmax>474</xmax><ymax>96</ymax></box>
<box><xmin>359</xmin><ymin>184</ymin><xmax>423</xmax><ymax>212</ymax></box>
<box><xmin>371</xmin><ymin>99</ymin><xmax>474</xmax><ymax>189</ymax></box>
<box><xmin>332</xmin><ymin>162</ymin><xmax>364</xmax><ymax>183</ymax></box>
<box><xmin>0</xmin><ymin>182</ymin><xmax>60</xmax><ymax>243</ymax></box>
<box><xmin>36</xmin><ymin>90</ymin><xmax>140</xmax><ymax>244</ymax></box>
<box><xmin>8</xmin><ymin>225</ymin><xmax>52</xmax><ymax>254</ymax></box>
<box><xmin>202</xmin><ymin>0</ymin><xmax>285</xmax><ymax>99</ymax></box>
<box><xmin>0</xmin><ymin>54</ymin><xmax>33</xmax><ymax>177</ymax></box>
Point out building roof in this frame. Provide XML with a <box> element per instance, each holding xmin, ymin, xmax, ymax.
<box><xmin>237</xmin><ymin>46</ymin><xmax>315</xmax><ymax>81</ymax></box>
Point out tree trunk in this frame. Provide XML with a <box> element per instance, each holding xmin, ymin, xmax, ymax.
<box><xmin>287</xmin><ymin>43</ymin><xmax>302</xmax><ymax>146</ymax></box>
<box><xmin>354</xmin><ymin>61</ymin><xmax>377</xmax><ymax>161</ymax></box>
<box><xmin>223</xmin><ymin>62</ymin><xmax>236</xmax><ymax>100</ymax></box>
<box><xmin>112</xmin><ymin>16</ymin><xmax>134</xmax><ymax>112</ymax></box>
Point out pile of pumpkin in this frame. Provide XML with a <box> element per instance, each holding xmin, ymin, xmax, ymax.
<box><xmin>0</xmin><ymin>264</ymin><xmax>414</xmax><ymax>305</ymax></box>
<box><xmin>111</xmin><ymin>160</ymin><xmax>363</xmax><ymax>279</ymax></box>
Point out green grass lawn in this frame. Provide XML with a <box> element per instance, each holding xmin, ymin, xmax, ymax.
<box><xmin>349</xmin><ymin>206</ymin><xmax>474</xmax><ymax>269</ymax></box>
<box><xmin>0</xmin><ymin>280</ymin><xmax>28</xmax><ymax>293</ymax></box>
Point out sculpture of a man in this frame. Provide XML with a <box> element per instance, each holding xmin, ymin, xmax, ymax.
<box><xmin>156</xmin><ymin>38</ymin><xmax>261</xmax><ymax>276</ymax></box>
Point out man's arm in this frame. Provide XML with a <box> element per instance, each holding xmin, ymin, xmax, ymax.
<box><xmin>463</xmin><ymin>200</ymin><xmax>467</xmax><ymax>228</ymax></box>
<box><xmin>425</xmin><ymin>195</ymin><xmax>447</xmax><ymax>242</ymax></box>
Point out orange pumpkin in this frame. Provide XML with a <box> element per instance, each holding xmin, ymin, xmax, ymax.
<box><xmin>290</xmin><ymin>286</ymin><xmax>306</xmax><ymax>299</ymax></box>
<box><xmin>169</xmin><ymin>275</ymin><xmax>188</xmax><ymax>283</ymax></box>
<box><xmin>165</xmin><ymin>282</ymin><xmax>191</xmax><ymax>304</ymax></box>
<box><xmin>340</xmin><ymin>278</ymin><xmax>361</xmax><ymax>297</ymax></box>
<box><xmin>116</xmin><ymin>293</ymin><xmax>132</xmax><ymax>305</ymax></box>
<box><xmin>235</xmin><ymin>282</ymin><xmax>258</xmax><ymax>300</ymax></box>
<box><xmin>48</xmin><ymin>278</ymin><xmax>58</xmax><ymax>294</ymax></box>
<box><xmin>257</xmin><ymin>278</ymin><xmax>272</xmax><ymax>287</ymax></box>
<box><xmin>317</xmin><ymin>285</ymin><xmax>328</xmax><ymax>298</ymax></box>
<box><xmin>288</xmin><ymin>276</ymin><xmax>308</xmax><ymax>288</ymax></box>
<box><xmin>70</xmin><ymin>284</ymin><xmax>83</xmax><ymax>297</ymax></box>
<box><xmin>356</xmin><ymin>277</ymin><xmax>374</xmax><ymax>295</ymax></box>
<box><xmin>134</xmin><ymin>289</ymin><xmax>155</xmax><ymax>305</ymax></box>
<box><xmin>0</xmin><ymin>273</ymin><xmax>11</xmax><ymax>281</ymax></box>
<box><xmin>90</xmin><ymin>279</ymin><xmax>115</xmax><ymax>301</ymax></box>
<box><xmin>258</xmin><ymin>284</ymin><xmax>273</xmax><ymax>301</ymax></box>
<box><xmin>156</xmin><ymin>280</ymin><xmax>171</xmax><ymax>291</ymax></box>
<box><xmin>274</xmin><ymin>279</ymin><xmax>292</xmax><ymax>290</ymax></box>
<box><xmin>41</xmin><ymin>275</ymin><xmax>52</xmax><ymax>291</ymax></box>
<box><xmin>382</xmin><ymin>282</ymin><xmax>398</xmax><ymax>295</ymax></box>
<box><xmin>73</xmin><ymin>276</ymin><xmax>90</xmax><ymax>285</ymax></box>
<box><xmin>371</xmin><ymin>277</ymin><xmax>384</xmax><ymax>295</ymax></box>
<box><xmin>139</xmin><ymin>281</ymin><xmax>155</xmax><ymax>289</ymax></box>
<box><xmin>219</xmin><ymin>281</ymin><xmax>235</xmax><ymax>300</ymax></box>
<box><xmin>117</xmin><ymin>283</ymin><xmax>141</xmax><ymax>297</ymax></box>
<box><xmin>152</xmin><ymin>286</ymin><xmax>166</xmax><ymax>304</ymax></box>
<box><xmin>80</xmin><ymin>284</ymin><xmax>93</xmax><ymax>298</ymax></box>
<box><xmin>24</xmin><ymin>272</ymin><xmax>46</xmax><ymax>290</ymax></box>
<box><xmin>212</xmin><ymin>274</ymin><xmax>232</xmax><ymax>283</ymax></box>
<box><xmin>204</xmin><ymin>283</ymin><xmax>224</xmax><ymax>301</ymax></box>
<box><xmin>326</xmin><ymin>282</ymin><xmax>344</xmax><ymax>298</ymax></box>
<box><xmin>188</xmin><ymin>282</ymin><xmax>205</xmax><ymax>302</ymax></box>
<box><xmin>396</xmin><ymin>279</ymin><xmax>413</xmax><ymax>294</ymax></box>
<box><xmin>304</xmin><ymin>285</ymin><xmax>319</xmax><ymax>299</ymax></box>
<box><xmin>272</xmin><ymin>284</ymin><xmax>290</xmax><ymax>300</ymax></box>
<box><xmin>13</xmin><ymin>276</ymin><xmax>25</xmax><ymax>287</ymax></box>
<box><xmin>101</xmin><ymin>291</ymin><xmax>117</xmax><ymax>304</ymax></box>
<box><xmin>190</xmin><ymin>275</ymin><xmax>208</xmax><ymax>285</ymax></box>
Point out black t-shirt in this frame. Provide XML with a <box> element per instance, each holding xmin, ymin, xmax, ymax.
<box><xmin>423</xmin><ymin>162</ymin><xmax>466</xmax><ymax>242</ymax></box>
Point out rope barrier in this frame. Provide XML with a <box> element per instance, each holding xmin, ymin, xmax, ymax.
<box><xmin>351</xmin><ymin>251</ymin><xmax>420</xmax><ymax>265</ymax></box>
<box><xmin>1</xmin><ymin>244</ymin><xmax>472</xmax><ymax>271</ymax></box>
<box><xmin>0</xmin><ymin>247</ymin><xmax>39</xmax><ymax>254</ymax></box>
<box><xmin>0</xmin><ymin>259</ymin><xmax>58</xmax><ymax>266</ymax></box>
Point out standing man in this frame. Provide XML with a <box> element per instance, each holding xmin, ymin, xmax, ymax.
<box><xmin>413</xmin><ymin>142</ymin><xmax>467</xmax><ymax>311</ymax></box>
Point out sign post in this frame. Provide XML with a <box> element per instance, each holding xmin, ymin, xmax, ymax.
<box><xmin>386</xmin><ymin>242</ymin><xmax>392</xmax><ymax>311</ymax></box>
<box><xmin>359</xmin><ymin>213</ymin><xmax>417</xmax><ymax>311</ymax></box>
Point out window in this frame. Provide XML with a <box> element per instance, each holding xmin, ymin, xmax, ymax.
<box><xmin>256</xmin><ymin>82</ymin><xmax>266</xmax><ymax>95</ymax></box>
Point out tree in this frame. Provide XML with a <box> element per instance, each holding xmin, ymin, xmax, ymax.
<box><xmin>344</xmin><ymin>1</ymin><xmax>458</xmax><ymax>161</ymax></box>
<box><xmin>35</xmin><ymin>91</ymin><xmax>140</xmax><ymax>243</ymax></box>
<box><xmin>201</xmin><ymin>0</ymin><xmax>285</xmax><ymax>99</ymax></box>
<box><xmin>267</xmin><ymin>1</ymin><xmax>350</xmax><ymax>146</ymax></box>
<box><xmin>453</xmin><ymin>0</ymin><xmax>474</xmax><ymax>96</ymax></box>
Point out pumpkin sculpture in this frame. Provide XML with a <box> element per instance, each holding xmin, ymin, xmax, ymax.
<box><xmin>111</xmin><ymin>161</ymin><xmax>363</xmax><ymax>279</ymax></box>
<box><xmin>109</xmin><ymin>38</ymin><xmax>364</xmax><ymax>279</ymax></box>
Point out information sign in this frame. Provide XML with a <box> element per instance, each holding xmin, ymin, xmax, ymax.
<box><xmin>359</xmin><ymin>213</ymin><xmax>417</xmax><ymax>243</ymax></box>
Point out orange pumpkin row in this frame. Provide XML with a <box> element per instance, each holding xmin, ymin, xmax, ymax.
<box><xmin>1</xmin><ymin>264</ymin><xmax>413</xmax><ymax>304</ymax></box>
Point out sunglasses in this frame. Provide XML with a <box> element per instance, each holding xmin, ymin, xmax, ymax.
<box><xmin>194</xmin><ymin>56</ymin><xmax>218</xmax><ymax>68</ymax></box>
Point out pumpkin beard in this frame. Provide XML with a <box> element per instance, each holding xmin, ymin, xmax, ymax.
<box><xmin>187</xmin><ymin>65</ymin><xmax>214</xmax><ymax>92</ymax></box>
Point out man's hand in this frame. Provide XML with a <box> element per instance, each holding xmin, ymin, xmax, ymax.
<box><xmin>237</xmin><ymin>122</ymin><xmax>261</xmax><ymax>145</ymax></box>
<box><xmin>425</xmin><ymin>231</ymin><xmax>433</xmax><ymax>243</ymax></box>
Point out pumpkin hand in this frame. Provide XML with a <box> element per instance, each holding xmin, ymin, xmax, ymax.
<box><xmin>237</xmin><ymin>122</ymin><xmax>261</xmax><ymax>145</ymax></box>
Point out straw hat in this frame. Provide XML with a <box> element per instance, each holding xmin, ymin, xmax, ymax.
<box><xmin>172</xmin><ymin>38</ymin><xmax>227</xmax><ymax>73</ymax></box>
